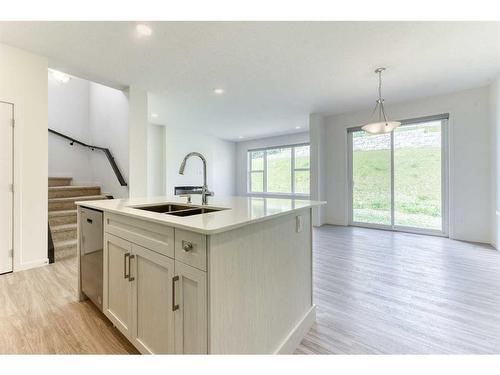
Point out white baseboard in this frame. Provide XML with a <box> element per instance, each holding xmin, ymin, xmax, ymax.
<box><xmin>449</xmin><ymin>234</ymin><xmax>491</xmax><ymax>245</ymax></box>
<box><xmin>15</xmin><ymin>258</ymin><xmax>49</xmax><ymax>272</ymax></box>
<box><xmin>274</xmin><ymin>305</ymin><xmax>316</xmax><ymax>354</ymax></box>
<box><xmin>325</xmin><ymin>219</ymin><xmax>348</xmax><ymax>226</ymax></box>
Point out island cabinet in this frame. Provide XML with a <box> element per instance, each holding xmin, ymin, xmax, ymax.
<box><xmin>102</xmin><ymin>212</ymin><xmax>207</xmax><ymax>354</ymax></box>
<box><xmin>86</xmin><ymin>202</ymin><xmax>316</xmax><ymax>355</ymax></box>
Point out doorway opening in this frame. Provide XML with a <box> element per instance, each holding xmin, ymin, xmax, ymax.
<box><xmin>348</xmin><ymin>114</ymin><xmax>449</xmax><ymax>236</ymax></box>
<box><xmin>48</xmin><ymin>69</ymin><xmax>129</xmax><ymax>263</ymax></box>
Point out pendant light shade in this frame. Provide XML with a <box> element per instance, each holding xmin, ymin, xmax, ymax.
<box><xmin>361</xmin><ymin>121</ymin><xmax>401</xmax><ymax>135</ymax></box>
<box><xmin>361</xmin><ymin>67</ymin><xmax>401</xmax><ymax>135</ymax></box>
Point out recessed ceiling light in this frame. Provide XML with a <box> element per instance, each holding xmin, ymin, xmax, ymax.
<box><xmin>49</xmin><ymin>69</ymin><xmax>71</xmax><ymax>83</ymax></box>
<box><xmin>136</xmin><ymin>24</ymin><xmax>153</xmax><ymax>37</ymax></box>
<box><xmin>238</xmin><ymin>136</ymin><xmax>244</xmax><ymax>139</ymax></box>
<box><xmin>151</xmin><ymin>113</ymin><xmax>158</xmax><ymax>118</ymax></box>
<box><xmin>295</xmin><ymin>126</ymin><xmax>301</xmax><ymax>129</ymax></box>
<box><xmin>213</xmin><ymin>88</ymin><xmax>225</xmax><ymax>95</ymax></box>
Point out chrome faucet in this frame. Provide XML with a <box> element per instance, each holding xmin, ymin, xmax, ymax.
<box><xmin>178</xmin><ymin>152</ymin><xmax>213</xmax><ymax>205</ymax></box>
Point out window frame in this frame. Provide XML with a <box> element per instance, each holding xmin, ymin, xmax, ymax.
<box><xmin>247</xmin><ymin>142</ymin><xmax>310</xmax><ymax>197</ymax></box>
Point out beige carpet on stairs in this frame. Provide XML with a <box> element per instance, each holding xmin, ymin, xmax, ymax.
<box><xmin>48</xmin><ymin>177</ymin><xmax>107</xmax><ymax>261</ymax></box>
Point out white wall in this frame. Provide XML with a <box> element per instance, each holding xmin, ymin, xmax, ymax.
<box><xmin>165</xmin><ymin>126</ymin><xmax>236</xmax><ymax>197</ymax></box>
<box><xmin>491</xmin><ymin>77</ymin><xmax>500</xmax><ymax>248</ymax></box>
<box><xmin>48</xmin><ymin>75</ymin><xmax>129</xmax><ymax>198</ymax></box>
<box><xmin>88</xmin><ymin>82</ymin><xmax>129</xmax><ymax>198</ymax></box>
<box><xmin>235</xmin><ymin>132</ymin><xmax>310</xmax><ymax>197</ymax></box>
<box><xmin>147</xmin><ymin>124</ymin><xmax>166</xmax><ymax>197</ymax></box>
<box><xmin>310</xmin><ymin>114</ymin><xmax>327</xmax><ymax>226</ymax></box>
<box><xmin>128</xmin><ymin>86</ymin><xmax>148</xmax><ymax>198</ymax></box>
<box><xmin>320</xmin><ymin>86</ymin><xmax>492</xmax><ymax>244</ymax></box>
<box><xmin>0</xmin><ymin>43</ymin><xmax>48</xmax><ymax>271</ymax></box>
<box><xmin>48</xmin><ymin>74</ymin><xmax>93</xmax><ymax>183</ymax></box>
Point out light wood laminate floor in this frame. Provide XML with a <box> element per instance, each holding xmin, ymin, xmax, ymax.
<box><xmin>1</xmin><ymin>225</ymin><xmax>499</xmax><ymax>354</ymax></box>
<box><xmin>0</xmin><ymin>256</ymin><xmax>137</xmax><ymax>354</ymax></box>
<box><xmin>296</xmin><ymin>226</ymin><xmax>500</xmax><ymax>354</ymax></box>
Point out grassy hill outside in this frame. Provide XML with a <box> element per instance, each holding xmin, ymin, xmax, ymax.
<box><xmin>250</xmin><ymin>146</ymin><xmax>310</xmax><ymax>194</ymax></box>
<box><xmin>352</xmin><ymin>122</ymin><xmax>442</xmax><ymax>230</ymax></box>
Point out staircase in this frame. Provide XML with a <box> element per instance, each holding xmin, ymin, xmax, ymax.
<box><xmin>48</xmin><ymin>177</ymin><xmax>107</xmax><ymax>261</ymax></box>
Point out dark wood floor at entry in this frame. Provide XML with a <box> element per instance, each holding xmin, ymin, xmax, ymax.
<box><xmin>1</xmin><ymin>225</ymin><xmax>499</xmax><ymax>354</ymax></box>
<box><xmin>295</xmin><ymin>225</ymin><xmax>500</xmax><ymax>354</ymax></box>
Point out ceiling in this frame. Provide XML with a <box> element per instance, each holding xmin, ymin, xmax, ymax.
<box><xmin>1</xmin><ymin>21</ymin><xmax>499</xmax><ymax>141</ymax></box>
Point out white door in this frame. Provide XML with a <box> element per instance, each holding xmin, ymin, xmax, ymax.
<box><xmin>131</xmin><ymin>244</ymin><xmax>175</xmax><ymax>354</ymax></box>
<box><xmin>0</xmin><ymin>102</ymin><xmax>13</xmax><ymax>274</ymax></box>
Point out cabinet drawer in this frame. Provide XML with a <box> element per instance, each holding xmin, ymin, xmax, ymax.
<box><xmin>175</xmin><ymin>229</ymin><xmax>207</xmax><ymax>271</ymax></box>
<box><xmin>105</xmin><ymin>212</ymin><xmax>174</xmax><ymax>258</ymax></box>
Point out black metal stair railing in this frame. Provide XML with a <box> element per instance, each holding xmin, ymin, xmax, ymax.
<box><xmin>48</xmin><ymin>128</ymin><xmax>127</xmax><ymax>186</ymax></box>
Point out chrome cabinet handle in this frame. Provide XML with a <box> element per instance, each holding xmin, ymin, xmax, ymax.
<box><xmin>172</xmin><ymin>275</ymin><xmax>179</xmax><ymax>311</ymax></box>
<box><xmin>182</xmin><ymin>240</ymin><xmax>193</xmax><ymax>252</ymax></box>
<box><xmin>124</xmin><ymin>253</ymin><xmax>130</xmax><ymax>279</ymax></box>
<box><xmin>128</xmin><ymin>255</ymin><xmax>135</xmax><ymax>282</ymax></box>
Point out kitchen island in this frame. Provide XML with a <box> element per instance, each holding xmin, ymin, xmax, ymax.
<box><xmin>76</xmin><ymin>195</ymin><xmax>324</xmax><ymax>354</ymax></box>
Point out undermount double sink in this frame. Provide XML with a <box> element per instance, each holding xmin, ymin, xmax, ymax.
<box><xmin>132</xmin><ymin>203</ymin><xmax>225</xmax><ymax>217</ymax></box>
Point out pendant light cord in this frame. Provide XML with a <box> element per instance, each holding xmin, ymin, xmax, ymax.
<box><xmin>362</xmin><ymin>67</ymin><xmax>400</xmax><ymax>134</ymax></box>
<box><xmin>367</xmin><ymin>68</ymin><xmax>390</xmax><ymax>126</ymax></box>
<box><xmin>378</xmin><ymin>69</ymin><xmax>383</xmax><ymax>101</ymax></box>
<box><xmin>378</xmin><ymin>69</ymin><xmax>389</xmax><ymax>124</ymax></box>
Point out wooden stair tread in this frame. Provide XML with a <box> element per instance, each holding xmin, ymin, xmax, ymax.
<box><xmin>48</xmin><ymin>177</ymin><xmax>73</xmax><ymax>187</ymax></box>
<box><xmin>48</xmin><ymin>195</ymin><xmax>107</xmax><ymax>202</ymax></box>
<box><xmin>48</xmin><ymin>185</ymin><xmax>101</xmax><ymax>191</ymax></box>
<box><xmin>51</xmin><ymin>223</ymin><xmax>77</xmax><ymax>233</ymax></box>
<box><xmin>53</xmin><ymin>239</ymin><xmax>77</xmax><ymax>248</ymax></box>
<box><xmin>48</xmin><ymin>209</ymin><xmax>77</xmax><ymax>217</ymax></box>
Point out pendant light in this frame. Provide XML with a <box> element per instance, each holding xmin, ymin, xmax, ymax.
<box><xmin>361</xmin><ymin>67</ymin><xmax>401</xmax><ymax>135</ymax></box>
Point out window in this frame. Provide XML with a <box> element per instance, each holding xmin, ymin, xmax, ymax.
<box><xmin>248</xmin><ymin>144</ymin><xmax>310</xmax><ymax>195</ymax></box>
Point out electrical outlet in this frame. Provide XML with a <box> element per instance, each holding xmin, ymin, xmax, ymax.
<box><xmin>296</xmin><ymin>215</ymin><xmax>303</xmax><ymax>233</ymax></box>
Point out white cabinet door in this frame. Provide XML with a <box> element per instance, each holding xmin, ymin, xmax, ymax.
<box><xmin>103</xmin><ymin>233</ymin><xmax>133</xmax><ymax>339</ymax></box>
<box><xmin>174</xmin><ymin>261</ymin><xmax>207</xmax><ymax>354</ymax></box>
<box><xmin>131</xmin><ymin>244</ymin><xmax>175</xmax><ymax>354</ymax></box>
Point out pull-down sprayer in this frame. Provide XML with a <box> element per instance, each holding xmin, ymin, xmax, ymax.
<box><xmin>178</xmin><ymin>152</ymin><xmax>213</xmax><ymax>204</ymax></box>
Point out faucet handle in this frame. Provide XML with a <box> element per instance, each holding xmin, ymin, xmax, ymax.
<box><xmin>179</xmin><ymin>194</ymin><xmax>192</xmax><ymax>203</ymax></box>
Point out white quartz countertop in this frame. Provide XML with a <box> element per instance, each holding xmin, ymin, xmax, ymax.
<box><xmin>76</xmin><ymin>195</ymin><xmax>325</xmax><ymax>234</ymax></box>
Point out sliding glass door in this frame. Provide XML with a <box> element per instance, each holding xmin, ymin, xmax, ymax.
<box><xmin>351</xmin><ymin>131</ymin><xmax>392</xmax><ymax>226</ymax></box>
<box><xmin>348</xmin><ymin>115</ymin><xmax>448</xmax><ymax>235</ymax></box>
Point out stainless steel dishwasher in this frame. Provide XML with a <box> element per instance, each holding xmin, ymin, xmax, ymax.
<box><xmin>80</xmin><ymin>207</ymin><xmax>103</xmax><ymax>311</ymax></box>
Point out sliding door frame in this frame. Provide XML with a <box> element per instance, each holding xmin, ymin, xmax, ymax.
<box><xmin>347</xmin><ymin>113</ymin><xmax>449</xmax><ymax>237</ymax></box>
